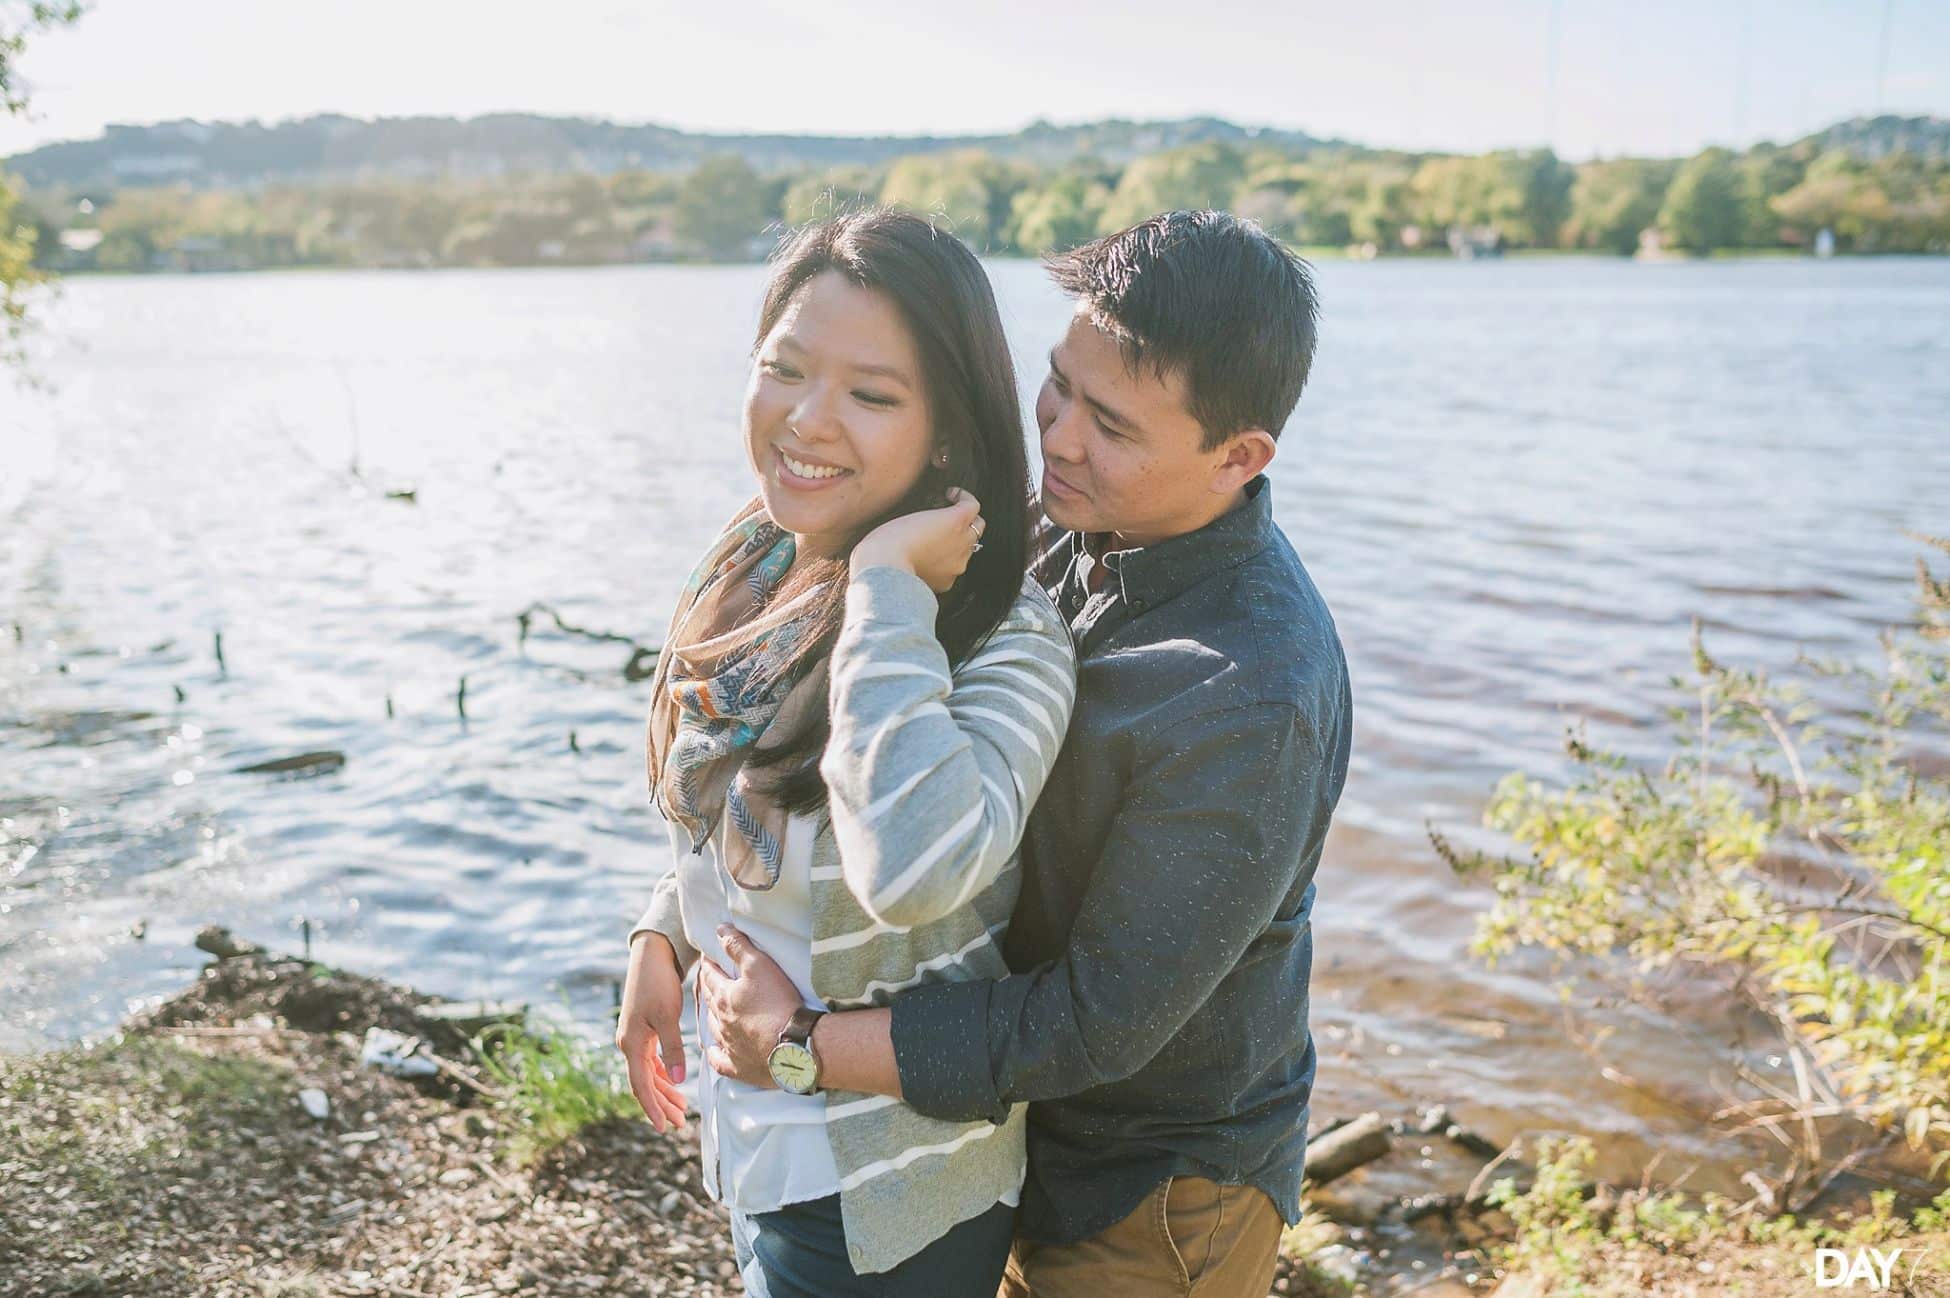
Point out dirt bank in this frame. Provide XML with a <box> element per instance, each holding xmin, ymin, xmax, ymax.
<box><xmin>4</xmin><ymin>938</ymin><xmax>1943</xmax><ymax>1298</ymax></box>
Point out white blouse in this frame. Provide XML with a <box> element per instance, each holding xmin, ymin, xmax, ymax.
<box><xmin>659</xmin><ymin>808</ymin><xmax>1020</xmax><ymax>1218</ymax></box>
<box><xmin>671</xmin><ymin>811</ymin><xmax>840</xmax><ymax>1214</ymax></box>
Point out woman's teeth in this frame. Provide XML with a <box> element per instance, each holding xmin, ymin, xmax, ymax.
<box><xmin>781</xmin><ymin>450</ymin><xmax>848</xmax><ymax>481</ymax></box>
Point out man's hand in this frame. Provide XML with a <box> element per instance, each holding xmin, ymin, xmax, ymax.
<box><xmin>615</xmin><ymin>931</ymin><xmax>690</xmax><ymax>1133</ymax></box>
<box><xmin>697</xmin><ymin>925</ymin><xmax>804</xmax><ymax>1089</ymax></box>
<box><xmin>849</xmin><ymin>488</ymin><xmax>986</xmax><ymax>593</ymax></box>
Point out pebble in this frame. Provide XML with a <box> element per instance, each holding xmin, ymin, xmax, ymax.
<box><xmin>437</xmin><ymin>1168</ymin><xmax>477</xmax><ymax>1187</ymax></box>
<box><xmin>297</xmin><ymin>1088</ymin><xmax>330</xmax><ymax>1121</ymax></box>
<box><xmin>658</xmin><ymin>1189</ymin><xmax>685</xmax><ymax>1216</ymax></box>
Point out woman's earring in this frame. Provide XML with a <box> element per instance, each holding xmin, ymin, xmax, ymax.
<box><xmin>933</xmin><ymin>448</ymin><xmax>950</xmax><ymax>469</ymax></box>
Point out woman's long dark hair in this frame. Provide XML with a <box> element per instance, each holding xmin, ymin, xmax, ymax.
<box><xmin>743</xmin><ymin>207</ymin><xmax>1032</xmax><ymax>814</ymax></box>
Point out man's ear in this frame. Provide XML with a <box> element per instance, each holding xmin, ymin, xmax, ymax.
<box><xmin>1210</xmin><ymin>429</ymin><xmax>1277</xmax><ymax>494</ymax></box>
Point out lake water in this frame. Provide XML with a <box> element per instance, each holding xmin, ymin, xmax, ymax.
<box><xmin>3</xmin><ymin>257</ymin><xmax>1945</xmax><ymax>1199</ymax></box>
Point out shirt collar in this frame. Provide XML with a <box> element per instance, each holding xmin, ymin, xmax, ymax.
<box><xmin>1083</xmin><ymin>474</ymin><xmax>1276</xmax><ymax>613</ymax></box>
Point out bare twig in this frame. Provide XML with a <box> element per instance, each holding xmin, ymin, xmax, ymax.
<box><xmin>1465</xmin><ymin>1139</ymin><xmax>1526</xmax><ymax>1205</ymax></box>
<box><xmin>425</xmin><ymin>1051</ymin><xmax>507</xmax><ymax>1102</ymax></box>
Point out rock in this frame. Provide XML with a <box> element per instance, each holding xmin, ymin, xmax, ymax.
<box><xmin>337</xmin><ymin>1131</ymin><xmax>381</xmax><ymax>1145</ymax></box>
<box><xmin>658</xmin><ymin>1189</ymin><xmax>684</xmax><ymax>1216</ymax></box>
<box><xmin>1308</xmin><ymin>1183</ymin><xmax>1387</xmax><ymax>1227</ymax></box>
<box><xmin>1445</xmin><ymin>1122</ymin><xmax>1506</xmax><ymax>1161</ymax></box>
<box><xmin>1311</xmin><ymin>1244</ymin><xmax>1367</xmax><ymax>1287</ymax></box>
<box><xmin>359</xmin><ymin>1027</ymin><xmax>439</xmax><ymax>1078</ymax></box>
<box><xmin>438</xmin><ymin>1167</ymin><xmax>477</xmax><ymax>1187</ymax></box>
<box><xmin>194</xmin><ymin>926</ymin><xmax>266</xmax><ymax>961</ymax></box>
<box><xmin>297</xmin><ymin>1088</ymin><xmax>330</xmax><ymax>1121</ymax></box>
<box><xmin>1456</xmin><ymin>1208</ymin><xmax>1516</xmax><ymax>1248</ymax></box>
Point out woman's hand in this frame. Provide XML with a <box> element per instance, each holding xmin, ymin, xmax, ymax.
<box><xmin>697</xmin><ymin>925</ymin><xmax>806</xmax><ymax>1089</ymax></box>
<box><xmin>850</xmin><ymin>488</ymin><xmax>986</xmax><ymax>593</ymax></box>
<box><xmin>615</xmin><ymin>931</ymin><xmax>690</xmax><ymax>1133</ymax></box>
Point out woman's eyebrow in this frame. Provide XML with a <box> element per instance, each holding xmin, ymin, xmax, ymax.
<box><xmin>850</xmin><ymin>361</ymin><xmax>913</xmax><ymax>386</ymax></box>
<box><xmin>771</xmin><ymin>336</ymin><xmax>908</xmax><ymax>387</ymax></box>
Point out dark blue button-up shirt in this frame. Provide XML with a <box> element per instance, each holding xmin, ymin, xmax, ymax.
<box><xmin>889</xmin><ymin>474</ymin><xmax>1353</xmax><ymax>1245</ymax></box>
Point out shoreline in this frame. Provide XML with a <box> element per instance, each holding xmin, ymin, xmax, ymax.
<box><xmin>2</xmin><ymin>928</ymin><xmax>743</xmax><ymax>1298</ymax></box>
<box><xmin>27</xmin><ymin>248</ymin><xmax>1943</xmax><ymax>281</ymax></box>
<box><xmin>7</xmin><ymin>931</ymin><xmax>1945</xmax><ymax>1297</ymax></box>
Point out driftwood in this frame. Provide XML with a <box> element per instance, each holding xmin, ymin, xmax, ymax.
<box><xmin>1306</xmin><ymin>1110</ymin><xmax>1393</xmax><ymax>1185</ymax></box>
<box><xmin>235</xmin><ymin>750</ymin><xmax>345</xmax><ymax>777</ymax></box>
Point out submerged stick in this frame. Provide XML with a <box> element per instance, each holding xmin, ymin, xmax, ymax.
<box><xmin>517</xmin><ymin>601</ymin><xmax>661</xmax><ymax>680</ymax></box>
<box><xmin>236</xmin><ymin>750</ymin><xmax>345</xmax><ymax>777</ymax></box>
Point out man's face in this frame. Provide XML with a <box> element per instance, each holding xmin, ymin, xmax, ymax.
<box><xmin>1034</xmin><ymin>307</ymin><xmax>1234</xmax><ymax>549</ymax></box>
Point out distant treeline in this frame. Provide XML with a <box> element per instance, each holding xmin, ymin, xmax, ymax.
<box><xmin>19</xmin><ymin>133</ymin><xmax>1950</xmax><ymax>272</ymax></box>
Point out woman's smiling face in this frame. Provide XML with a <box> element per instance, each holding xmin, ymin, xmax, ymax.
<box><xmin>744</xmin><ymin>270</ymin><xmax>935</xmax><ymax>558</ymax></box>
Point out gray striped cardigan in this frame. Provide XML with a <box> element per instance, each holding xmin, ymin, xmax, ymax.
<box><xmin>633</xmin><ymin>563</ymin><xmax>1077</xmax><ymax>1274</ymax></box>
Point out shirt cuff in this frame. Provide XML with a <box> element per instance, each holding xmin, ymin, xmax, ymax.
<box><xmin>889</xmin><ymin>977</ymin><xmax>1008</xmax><ymax>1125</ymax></box>
<box><xmin>846</xmin><ymin>563</ymin><xmax>940</xmax><ymax>626</ymax></box>
<box><xmin>629</xmin><ymin>883</ymin><xmax>697</xmax><ymax>975</ymax></box>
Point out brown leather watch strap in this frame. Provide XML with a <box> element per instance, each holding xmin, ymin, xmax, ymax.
<box><xmin>780</xmin><ymin>1005</ymin><xmax>825</xmax><ymax>1049</ymax></box>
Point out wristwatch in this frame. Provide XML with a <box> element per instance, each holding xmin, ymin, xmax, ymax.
<box><xmin>766</xmin><ymin>1006</ymin><xmax>826</xmax><ymax>1095</ymax></box>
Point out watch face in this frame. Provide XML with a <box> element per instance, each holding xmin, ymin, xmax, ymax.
<box><xmin>768</xmin><ymin>1042</ymin><xmax>818</xmax><ymax>1094</ymax></box>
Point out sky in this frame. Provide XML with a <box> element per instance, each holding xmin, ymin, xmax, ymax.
<box><xmin>2</xmin><ymin>0</ymin><xmax>1946</xmax><ymax>161</ymax></box>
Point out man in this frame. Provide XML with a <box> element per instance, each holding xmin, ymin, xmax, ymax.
<box><xmin>697</xmin><ymin>209</ymin><xmax>1351</xmax><ymax>1298</ymax></box>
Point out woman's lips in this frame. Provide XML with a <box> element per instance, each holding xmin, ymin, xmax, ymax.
<box><xmin>777</xmin><ymin>446</ymin><xmax>853</xmax><ymax>490</ymax></box>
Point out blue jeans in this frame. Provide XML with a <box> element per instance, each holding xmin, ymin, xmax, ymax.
<box><xmin>729</xmin><ymin>1194</ymin><xmax>1016</xmax><ymax>1298</ymax></box>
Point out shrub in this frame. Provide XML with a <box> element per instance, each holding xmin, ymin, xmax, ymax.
<box><xmin>1440</xmin><ymin>537</ymin><xmax>1950</xmax><ymax>1198</ymax></box>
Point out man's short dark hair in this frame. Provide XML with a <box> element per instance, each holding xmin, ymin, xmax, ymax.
<box><xmin>1046</xmin><ymin>210</ymin><xmax>1319</xmax><ymax>450</ymax></box>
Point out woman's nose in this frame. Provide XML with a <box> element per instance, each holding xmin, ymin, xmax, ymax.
<box><xmin>789</xmin><ymin>384</ymin><xmax>842</xmax><ymax>442</ymax></box>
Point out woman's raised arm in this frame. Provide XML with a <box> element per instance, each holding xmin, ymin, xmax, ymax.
<box><xmin>819</xmin><ymin>567</ymin><xmax>1075</xmax><ymax>929</ymax></box>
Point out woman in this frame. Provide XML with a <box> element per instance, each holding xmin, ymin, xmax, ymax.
<box><xmin>616</xmin><ymin>208</ymin><xmax>1077</xmax><ymax>1297</ymax></box>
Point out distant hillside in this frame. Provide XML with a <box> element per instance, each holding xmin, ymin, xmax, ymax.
<box><xmin>1797</xmin><ymin>114</ymin><xmax>1950</xmax><ymax>162</ymax></box>
<box><xmin>0</xmin><ymin>113</ymin><xmax>1338</xmax><ymax>191</ymax></box>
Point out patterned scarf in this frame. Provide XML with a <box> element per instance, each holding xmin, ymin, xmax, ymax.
<box><xmin>646</xmin><ymin>498</ymin><xmax>833</xmax><ymax>890</ymax></box>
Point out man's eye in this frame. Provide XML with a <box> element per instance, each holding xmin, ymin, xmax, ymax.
<box><xmin>1095</xmin><ymin>417</ymin><xmax>1124</xmax><ymax>441</ymax></box>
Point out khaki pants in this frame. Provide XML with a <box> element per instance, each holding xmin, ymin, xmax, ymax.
<box><xmin>999</xmin><ymin>1177</ymin><xmax>1284</xmax><ymax>1298</ymax></box>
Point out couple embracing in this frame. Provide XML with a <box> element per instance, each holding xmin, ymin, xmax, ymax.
<box><xmin>618</xmin><ymin>206</ymin><xmax>1351</xmax><ymax>1298</ymax></box>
